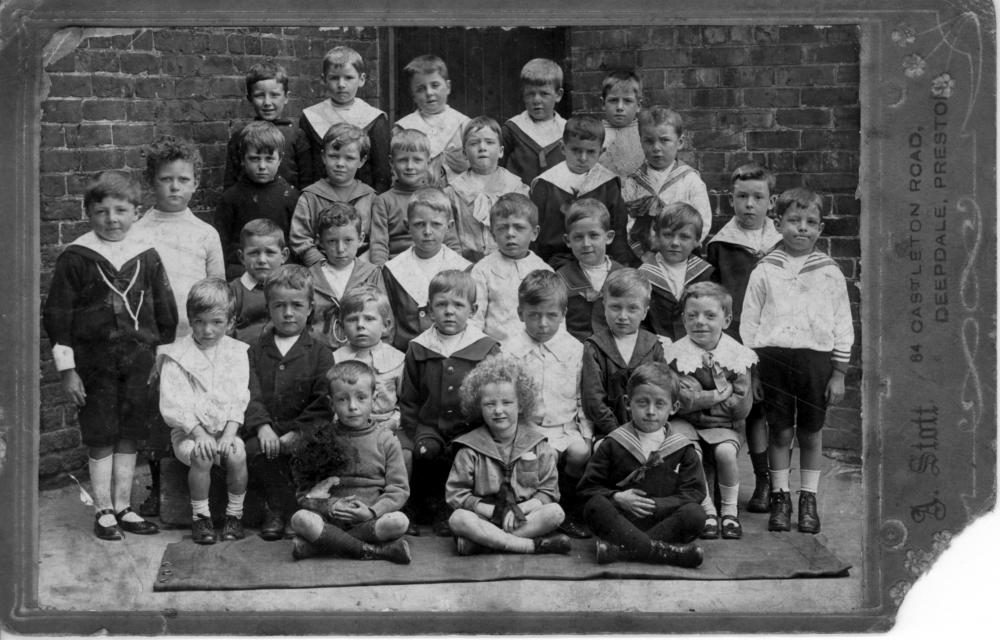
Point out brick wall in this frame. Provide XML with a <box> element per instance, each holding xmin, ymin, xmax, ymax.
<box><xmin>38</xmin><ymin>25</ymin><xmax>863</xmax><ymax>484</ymax></box>
<box><xmin>38</xmin><ymin>27</ymin><xmax>382</xmax><ymax>484</ymax></box>
<box><xmin>568</xmin><ymin>25</ymin><xmax>862</xmax><ymax>457</ymax></box>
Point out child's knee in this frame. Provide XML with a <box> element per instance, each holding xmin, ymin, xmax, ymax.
<box><xmin>769</xmin><ymin>425</ymin><xmax>794</xmax><ymax>446</ymax></box>
<box><xmin>715</xmin><ymin>442</ymin><xmax>739</xmax><ymax>465</ymax></box>
<box><xmin>564</xmin><ymin>440</ymin><xmax>591</xmax><ymax>468</ymax></box>
<box><xmin>678</xmin><ymin>502</ymin><xmax>707</xmax><ymax>530</ymax></box>
<box><xmin>415</xmin><ymin>437</ymin><xmax>443</xmax><ymax>461</ymax></box>
<box><xmin>448</xmin><ymin>508</ymin><xmax>478</xmax><ymax>533</ymax></box>
<box><xmin>290</xmin><ymin>509</ymin><xmax>324</xmax><ymax>539</ymax></box>
<box><xmin>536</xmin><ymin>502</ymin><xmax>565</xmax><ymax>527</ymax></box>
<box><xmin>375</xmin><ymin>511</ymin><xmax>409</xmax><ymax>540</ymax></box>
<box><xmin>796</xmin><ymin>429</ymin><xmax>822</xmax><ymax>449</ymax></box>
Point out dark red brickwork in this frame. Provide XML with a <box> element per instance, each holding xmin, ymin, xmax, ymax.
<box><xmin>38</xmin><ymin>25</ymin><xmax>861</xmax><ymax>484</ymax></box>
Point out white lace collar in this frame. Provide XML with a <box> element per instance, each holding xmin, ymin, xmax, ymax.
<box><xmin>663</xmin><ymin>334</ymin><xmax>758</xmax><ymax>374</ymax></box>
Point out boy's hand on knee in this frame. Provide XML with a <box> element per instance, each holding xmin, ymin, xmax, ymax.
<box><xmin>59</xmin><ymin>369</ymin><xmax>87</xmax><ymax>407</ymax></box>
<box><xmin>613</xmin><ymin>489</ymin><xmax>655</xmax><ymax>518</ymax></box>
<box><xmin>825</xmin><ymin>371</ymin><xmax>846</xmax><ymax>405</ymax></box>
<box><xmin>258</xmin><ymin>424</ymin><xmax>280</xmax><ymax>459</ymax></box>
<box><xmin>193</xmin><ymin>432</ymin><xmax>217</xmax><ymax>461</ymax></box>
<box><xmin>216</xmin><ymin>434</ymin><xmax>239</xmax><ymax>460</ymax></box>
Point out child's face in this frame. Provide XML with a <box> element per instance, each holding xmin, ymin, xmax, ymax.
<box><xmin>410</xmin><ymin>71</ymin><xmax>451</xmax><ymax>116</ymax></box>
<box><xmin>329</xmin><ymin>376</ymin><xmax>375</xmax><ymax>430</ymax></box>
<box><xmin>604</xmin><ymin>294</ymin><xmax>648</xmax><ymax>337</ymax></box>
<box><xmin>463</xmin><ymin>126</ymin><xmax>503</xmax><ymax>175</ymax></box>
<box><xmin>324</xmin><ymin>63</ymin><xmax>366</xmax><ymax>107</ymax></box>
<box><xmin>603</xmin><ymin>84</ymin><xmax>641</xmax><ymax>129</ymax></box>
<box><xmin>731</xmin><ymin>178</ymin><xmax>776</xmax><ymax>231</ymax></box>
<box><xmin>267</xmin><ymin>285</ymin><xmax>312</xmax><ymax>338</ymax></box>
<box><xmin>564</xmin><ymin>216</ymin><xmax>614</xmax><ymax>268</ymax></box>
<box><xmin>406</xmin><ymin>205</ymin><xmax>451</xmax><ymax>259</ymax></box>
<box><xmin>392</xmin><ymin>150</ymin><xmax>430</xmax><ymax>188</ymax></box>
<box><xmin>152</xmin><ymin>159</ymin><xmax>197</xmax><ymax>213</ymax></box>
<box><xmin>239</xmin><ymin>233</ymin><xmax>288</xmax><ymax>283</ymax></box>
<box><xmin>323</xmin><ymin>142</ymin><xmax>365</xmax><ymax>187</ymax></box>
<box><xmin>657</xmin><ymin>223</ymin><xmax>700</xmax><ymax>265</ymax></box>
<box><xmin>492</xmin><ymin>214</ymin><xmax>539</xmax><ymax>260</ymax></box>
<box><xmin>627</xmin><ymin>382</ymin><xmax>678</xmax><ymax>433</ymax></box>
<box><xmin>241</xmin><ymin>146</ymin><xmax>281</xmax><ymax>185</ymax></box>
<box><xmin>523</xmin><ymin>83</ymin><xmax>563</xmax><ymax>122</ymax></box>
<box><xmin>430</xmin><ymin>289</ymin><xmax>476</xmax><ymax>336</ymax></box>
<box><xmin>190</xmin><ymin>308</ymin><xmax>233</xmax><ymax>349</ymax></box>
<box><xmin>562</xmin><ymin>138</ymin><xmax>602</xmax><ymax>175</ymax></box>
<box><xmin>479</xmin><ymin>381</ymin><xmax>519</xmax><ymax>439</ymax></box>
<box><xmin>88</xmin><ymin>197</ymin><xmax>138</xmax><ymax>243</ymax></box>
<box><xmin>518</xmin><ymin>299</ymin><xmax>566</xmax><ymax>344</ymax></box>
<box><xmin>682</xmin><ymin>296</ymin><xmax>731</xmax><ymax>351</ymax></box>
<box><xmin>640</xmin><ymin>123</ymin><xmax>682</xmax><ymax>172</ymax></box>
<box><xmin>248</xmin><ymin>79</ymin><xmax>288</xmax><ymax>121</ymax></box>
<box><xmin>342</xmin><ymin>300</ymin><xmax>389</xmax><ymax>350</ymax></box>
<box><xmin>318</xmin><ymin>223</ymin><xmax>363</xmax><ymax>269</ymax></box>
<box><xmin>779</xmin><ymin>204</ymin><xmax>824</xmax><ymax>257</ymax></box>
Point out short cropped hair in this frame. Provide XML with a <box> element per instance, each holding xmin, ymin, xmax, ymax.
<box><xmin>316</xmin><ymin>201</ymin><xmax>363</xmax><ymax>238</ymax></box>
<box><xmin>563</xmin><ymin>115</ymin><xmax>605</xmax><ymax>145</ymax></box>
<box><xmin>459</xmin><ymin>354</ymin><xmax>538</xmax><ymax>422</ymax></box>
<box><xmin>775</xmin><ymin>187</ymin><xmax>824</xmax><ymax>219</ymax></box>
<box><xmin>428</xmin><ymin>269</ymin><xmax>477</xmax><ymax>306</ymax></box>
<box><xmin>338</xmin><ymin>284</ymin><xmax>391</xmax><ymax>323</ymax></box>
<box><xmin>490</xmin><ymin>192</ymin><xmax>538</xmax><ymax>227</ymax></box>
<box><xmin>564</xmin><ymin>198</ymin><xmax>611</xmax><ymax>232</ymax></box>
<box><xmin>327</xmin><ymin>359</ymin><xmax>376</xmax><ymax>393</ymax></box>
<box><xmin>462</xmin><ymin>116</ymin><xmax>502</xmax><ymax>145</ymax></box>
<box><xmin>238</xmin><ymin>120</ymin><xmax>285</xmax><ymax>157</ymax></box>
<box><xmin>239</xmin><ymin>218</ymin><xmax>285</xmax><ymax>249</ymax></box>
<box><xmin>390</xmin><ymin>128</ymin><xmax>431</xmax><ymax>157</ymax></box>
<box><xmin>84</xmin><ymin>172</ymin><xmax>141</xmax><ymax>211</ymax></box>
<box><xmin>626</xmin><ymin>361</ymin><xmax>680</xmax><ymax>399</ymax></box>
<box><xmin>637</xmin><ymin>106</ymin><xmax>684</xmax><ymax>136</ymax></box>
<box><xmin>322</xmin><ymin>46</ymin><xmax>365</xmax><ymax>76</ymax></box>
<box><xmin>602</xmin><ymin>268</ymin><xmax>651</xmax><ymax>303</ymax></box>
<box><xmin>653</xmin><ymin>202</ymin><xmax>704</xmax><ymax>238</ymax></box>
<box><xmin>323</xmin><ymin>122</ymin><xmax>371</xmax><ymax>159</ymax></box>
<box><xmin>407</xmin><ymin>187</ymin><xmax>451</xmax><ymax>221</ymax></box>
<box><xmin>245</xmin><ymin>61</ymin><xmax>289</xmax><ymax>98</ymax></box>
<box><xmin>403</xmin><ymin>54</ymin><xmax>449</xmax><ymax>81</ymax></box>
<box><xmin>186</xmin><ymin>277</ymin><xmax>236</xmax><ymax>322</ymax></box>
<box><xmin>144</xmin><ymin>136</ymin><xmax>202</xmax><ymax>184</ymax></box>
<box><xmin>602</xmin><ymin>69</ymin><xmax>642</xmax><ymax>100</ymax></box>
<box><xmin>520</xmin><ymin>58</ymin><xmax>563</xmax><ymax>90</ymax></box>
<box><xmin>518</xmin><ymin>269</ymin><xmax>568</xmax><ymax>309</ymax></box>
<box><xmin>731</xmin><ymin>162</ymin><xmax>776</xmax><ymax>192</ymax></box>
<box><xmin>680</xmin><ymin>281</ymin><xmax>733</xmax><ymax>318</ymax></box>
<box><xmin>264</xmin><ymin>264</ymin><xmax>314</xmax><ymax>303</ymax></box>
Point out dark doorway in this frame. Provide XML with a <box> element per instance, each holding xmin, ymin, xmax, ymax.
<box><xmin>387</xmin><ymin>27</ymin><xmax>570</xmax><ymax>124</ymax></box>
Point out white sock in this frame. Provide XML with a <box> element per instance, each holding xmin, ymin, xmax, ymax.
<box><xmin>770</xmin><ymin>468</ymin><xmax>790</xmax><ymax>493</ymax></box>
<box><xmin>226</xmin><ymin>492</ymin><xmax>246</xmax><ymax>518</ymax></box>
<box><xmin>191</xmin><ymin>498</ymin><xmax>210</xmax><ymax>520</ymax></box>
<box><xmin>800</xmin><ymin>469</ymin><xmax>821</xmax><ymax>494</ymax></box>
<box><xmin>112</xmin><ymin>452</ymin><xmax>142</xmax><ymax>521</ymax></box>
<box><xmin>719</xmin><ymin>483</ymin><xmax>740</xmax><ymax>517</ymax></box>
<box><xmin>90</xmin><ymin>454</ymin><xmax>116</xmax><ymax>526</ymax></box>
<box><xmin>701</xmin><ymin>495</ymin><xmax>717</xmax><ymax>516</ymax></box>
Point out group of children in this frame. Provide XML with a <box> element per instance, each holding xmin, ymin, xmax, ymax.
<box><xmin>42</xmin><ymin>45</ymin><xmax>854</xmax><ymax>569</ymax></box>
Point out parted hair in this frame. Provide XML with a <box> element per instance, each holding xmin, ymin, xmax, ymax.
<box><xmin>638</xmin><ymin>105</ymin><xmax>684</xmax><ymax>136</ymax></box>
<box><xmin>520</xmin><ymin>58</ymin><xmax>564</xmax><ymax>90</ymax></box>
<box><xmin>680</xmin><ymin>281</ymin><xmax>733</xmax><ymax>318</ymax></box>
<box><xmin>403</xmin><ymin>54</ymin><xmax>449</xmax><ymax>81</ymax></box>
<box><xmin>239</xmin><ymin>218</ymin><xmax>285</xmax><ymax>249</ymax></box>
<box><xmin>390</xmin><ymin>128</ymin><xmax>431</xmax><ymax>157</ymax></box>
<box><xmin>564</xmin><ymin>197</ymin><xmax>611</xmax><ymax>232</ymax></box>
<box><xmin>602</xmin><ymin>268</ymin><xmax>651</xmax><ymax>303</ymax></box>
<box><xmin>518</xmin><ymin>269</ymin><xmax>568</xmax><ymax>309</ymax></box>
<box><xmin>490</xmin><ymin>192</ymin><xmax>538</xmax><ymax>226</ymax></box>
<box><xmin>186</xmin><ymin>277</ymin><xmax>236</xmax><ymax>322</ymax></box>
<box><xmin>626</xmin><ymin>361</ymin><xmax>680</xmax><ymax>400</ymax></box>
<box><xmin>653</xmin><ymin>201</ymin><xmax>704</xmax><ymax>238</ymax></box>
<box><xmin>775</xmin><ymin>187</ymin><xmax>824</xmax><ymax>219</ymax></box>
<box><xmin>316</xmin><ymin>201</ymin><xmax>363</xmax><ymax>237</ymax></box>
<box><xmin>563</xmin><ymin>114</ymin><xmax>605</xmax><ymax>144</ymax></box>
<box><xmin>459</xmin><ymin>354</ymin><xmax>538</xmax><ymax>422</ymax></box>
<box><xmin>322</xmin><ymin>122</ymin><xmax>371</xmax><ymax>158</ymax></box>
<box><xmin>84</xmin><ymin>172</ymin><xmax>141</xmax><ymax>211</ymax></box>
<box><xmin>263</xmin><ymin>264</ymin><xmax>314</xmax><ymax>304</ymax></box>
<box><xmin>601</xmin><ymin>69</ymin><xmax>642</xmax><ymax>100</ymax></box>
<box><xmin>406</xmin><ymin>186</ymin><xmax>452</xmax><ymax>220</ymax></box>
<box><xmin>238</xmin><ymin>120</ymin><xmax>285</xmax><ymax>157</ymax></box>
<box><xmin>428</xmin><ymin>269</ymin><xmax>477</xmax><ymax>306</ymax></box>
<box><xmin>144</xmin><ymin>136</ymin><xmax>202</xmax><ymax>185</ymax></box>
<box><xmin>731</xmin><ymin>162</ymin><xmax>776</xmax><ymax>192</ymax></box>
<box><xmin>322</xmin><ymin>46</ymin><xmax>366</xmax><ymax>76</ymax></box>
<box><xmin>245</xmin><ymin>61</ymin><xmax>289</xmax><ymax>97</ymax></box>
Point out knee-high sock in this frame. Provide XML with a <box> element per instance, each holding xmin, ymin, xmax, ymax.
<box><xmin>112</xmin><ymin>452</ymin><xmax>137</xmax><ymax>514</ymax></box>
<box><xmin>89</xmin><ymin>454</ymin><xmax>114</xmax><ymax>512</ymax></box>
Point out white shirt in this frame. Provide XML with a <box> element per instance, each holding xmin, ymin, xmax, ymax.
<box><xmin>320</xmin><ymin>262</ymin><xmax>354</xmax><ymax>300</ymax></box>
<box><xmin>635</xmin><ymin>427</ymin><xmax>666</xmax><ymax>457</ymax></box>
<box><xmin>614</xmin><ymin>332</ymin><xmax>639</xmax><ymax>363</ymax></box>
<box><xmin>273</xmin><ymin>333</ymin><xmax>298</xmax><ymax>357</ymax></box>
<box><xmin>469</xmin><ymin>250</ymin><xmax>553</xmax><ymax>342</ymax></box>
<box><xmin>581</xmin><ymin>257</ymin><xmax>612</xmax><ymax>292</ymax></box>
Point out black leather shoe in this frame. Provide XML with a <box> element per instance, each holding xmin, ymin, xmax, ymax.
<box><xmin>533</xmin><ymin>533</ymin><xmax>572</xmax><ymax>555</ymax></box>
<box><xmin>768</xmin><ymin>491</ymin><xmax>792</xmax><ymax>532</ymax></box>
<box><xmin>94</xmin><ymin>509</ymin><xmax>123</xmax><ymax>541</ymax></box>
<box><xmin>720</xmin><ymin>514</ymin><xmax>742</xmax><ymax>540</ymax></box>
<box><xmin>798</xmin><ymin>491</ymin><xmax>821</xmax><ymax>534</ymax></box>
<box><xmin>648</xmin><ymin>540</ymin><xmax>704</xmax><ymax>568</ymax></box>
<box><xmin>595</xmin><ymin>539</ymin><xmax>625</xmax><ymax>564</ymax></box>
<box><xmin>221</xmin><ymin>515</ymin><xmax>245</xmax><ymax>541</ymax></box>
<box><xmin>191</xmin><ymin>514</ymin><xmax>216</xmax><ymax>545</ymax></box>
<box><xmin>116</xmin><ymin>507</ymin><xmax>159</xmax><ymax>535</ymax></box>
<box><xmin>747</xmin><ymin>474</ymin><xmax>771</xmax><ymax>513</ymax></box>
<box><xmin>700</xmin><ymin>514</ymin><xmax>720</xmax><ymax>539</ymax></box>
<box><xmin>558</xmin><ymin>519</ymin><xmax>592</xmax><ymax>539</ymax></box>
<box><xmin>259</xmin><ymin>511</ymin><xmax>285</xmax><ymax>541</ymax></box>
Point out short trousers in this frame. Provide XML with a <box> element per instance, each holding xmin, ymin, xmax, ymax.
<box><xmin>756</xmin><ymin>347</ymin><xmax>833</xmax><ymax>434</ymax></box>
<box><xmin>75</xmin><ymin>345</ymin><xmax>155</xmax><ymax>448</ymax></box>
<box><xmin>539</xmin><ymin>421</ymin><xmax>591</xmax><ymax>453</ymax></box>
